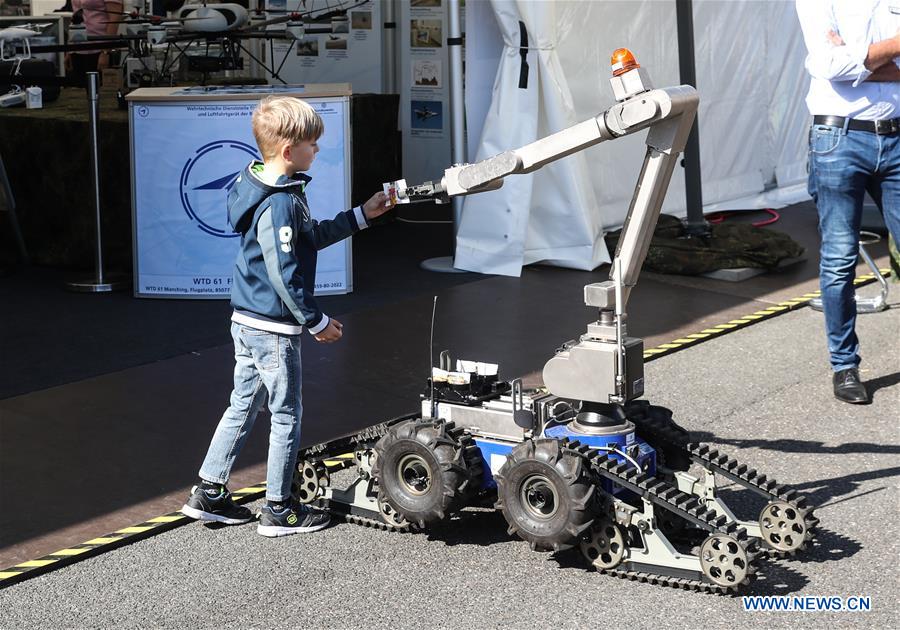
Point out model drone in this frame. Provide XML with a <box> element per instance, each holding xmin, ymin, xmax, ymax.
<box><xmin>0</xmin><ymin>22</ymin><xmax>54</xmax><ymax>63</ymax></box>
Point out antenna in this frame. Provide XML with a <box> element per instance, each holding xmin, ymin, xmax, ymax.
<box><xmin>429</xmin><ymin>295</ymin><xmax>437</xmax><ymax>418</ymax></box>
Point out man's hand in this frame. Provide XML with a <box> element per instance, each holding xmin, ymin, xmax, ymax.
<box><xmin>314</xmin><ymin>318</ymin><xmax>343</xmax><ymax>343</ymax></box>
<box><xmin>867</xmin><ymin>62</ymin><xmax>900</xmax><ymax>82</ymax></box>
<box><xmin>362</xmin><ymin>191</ymin><xmax>394</xmax><ymax>222</ymax></box>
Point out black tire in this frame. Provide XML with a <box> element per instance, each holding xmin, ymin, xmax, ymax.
<box><xmin>373</xmin><ymin>418</ymin><xmax>481</xmax><ymax>528</ymax></box>
<box><xmin>494</xmin><ymin>438</ymin><xmax>597</xmax><ymax>552</ymax></box>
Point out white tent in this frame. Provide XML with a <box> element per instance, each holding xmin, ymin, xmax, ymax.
<box><xmin>457</xmin><ymin>0</ymin><xmax>811</xmax><ymax>276</ymax></box>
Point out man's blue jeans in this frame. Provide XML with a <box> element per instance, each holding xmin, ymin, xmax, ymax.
<box><xmin>808</xmin><ymin>123</ymin><xmax>900</xmax><ymax>371</ymax></box>
<box><xmin>199</xmin><ymin>322</ymin><xmax>303</xmax><ymax>502</ymax></box>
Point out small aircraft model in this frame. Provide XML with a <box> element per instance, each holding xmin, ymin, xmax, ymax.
<box><xmin>414</xmin><ymin>106</ymin><xmax>440</xmax><ymax>121</ymax></box>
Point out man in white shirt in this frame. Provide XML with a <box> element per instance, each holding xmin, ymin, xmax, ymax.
<box><xmin>796</xmin><ymin>0</ymin><xmax>900</xmax><ymax>404</ymax></box>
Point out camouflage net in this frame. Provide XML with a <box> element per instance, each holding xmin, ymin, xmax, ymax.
<box><xmin>604</xmin><ymin>214</ymin><xmax>805</xmax><ymax>275</ymax></box>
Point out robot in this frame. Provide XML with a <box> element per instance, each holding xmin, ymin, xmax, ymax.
<box><xmin>292</xmin><ymin>49</ymin><xmax>817</xmax><ymax>593</ymax></box>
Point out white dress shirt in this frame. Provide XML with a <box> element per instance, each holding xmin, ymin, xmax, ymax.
<box><xmin>796</xmin><ymin>0</ymin><xmax>900</xmax><ymax>120</ymax></box>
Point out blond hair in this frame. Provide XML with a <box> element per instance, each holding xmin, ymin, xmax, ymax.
<box><xmin>251</xmin><ymin>96</ymin><xmax>324</xmax><ymax>160</ymax></box>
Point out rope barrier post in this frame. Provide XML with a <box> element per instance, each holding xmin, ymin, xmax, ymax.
<box><xmin>66</xmin><ymin>72</ymin><xmax>129</xmax><ymax>293</ymax></box>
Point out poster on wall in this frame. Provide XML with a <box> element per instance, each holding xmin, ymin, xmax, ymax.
<box><xmin>399</xmin><ymin>0</ymin><xmax>452</xmax><ymax>185</ymax></box>
<box><xmin>266</xmin><ymin>0</ymin><xmax>383</xmax><ymax>92</ymax></box>
<box><xmin>130</xmin><ymin>93</ymin><xmax>352</xmax><ymax>299</ymax></box>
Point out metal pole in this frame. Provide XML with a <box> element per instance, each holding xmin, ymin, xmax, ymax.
<box><xmin>89</xmin><ymin>72</ymin><xmax>104</xmax><ymax>284</ymax></box>
<box><xmin>66</xmin><ymin>72</ymin><xmax>129</xmax><ymax>292</ymax></box>
<box><xmin>675</xmin><ymin>0</ymin><xmax>709</xmax><ymax>237</ymax></box>
<box><xmin>383</xmin><ymin>0</ymin><xmax>397</xmax><ymax>94</ymax></box>
<box><xmin>447</xmin><ymin>0</ymin><xmax>465</xmax><ymax>224</ymax></box>
<box><xmin>420</xmin><ymin>0</ymin><xmax>467</xmax><ymax>273</ymax></box>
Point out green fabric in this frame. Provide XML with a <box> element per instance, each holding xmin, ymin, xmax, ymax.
<box><xmin>604</xmin><ymin>214</ymin><xmax>806</xmax><ymax>275</ymax></box>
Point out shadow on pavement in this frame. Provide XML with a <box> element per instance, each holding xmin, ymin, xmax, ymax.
<box><xmin>689</xmin><ymin>432</ymin><xmax>900</xmax><ymax>456</ymax></box>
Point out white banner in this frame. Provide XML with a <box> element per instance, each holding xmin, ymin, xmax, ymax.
<box><xmin>130</xmin><ymin>93</ymin><xmax>351</xmax><ymax>298</ymax></box>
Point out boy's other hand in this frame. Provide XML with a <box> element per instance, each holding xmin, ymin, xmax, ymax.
<box><xmin>314</xmin><ymin>318</ymin><xmax>343</xmax><ymax>343</ymax></box>
<box><xmin>363</xmin><ymin>191</ymin><xmax>394</xmax><ymax>221</ymax></box>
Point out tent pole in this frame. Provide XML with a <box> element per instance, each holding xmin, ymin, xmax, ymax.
<box><xmin>447</xmin><ymin>0</ymin><xmax>465</xmax><ymax>228</ymax></box>
<box><xmin>420</xmin><ymin>0</ymin><xmax>467</xmax><ymax>273</ymax></box>
<box><xmin>675</xmin><ymin>0</ymin><xmax>710</xmax><ymax>237</ymax></box>
<box><xmin>383</xmin><ymin>0</ymin><xmax>397</xmax><ymax>94</ymax></box>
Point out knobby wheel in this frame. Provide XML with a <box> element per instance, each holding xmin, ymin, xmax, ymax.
<box><xmin>580</xmin><ymin>517</ymin><xmax>626</xmax><ymax>570</ymax></box>
<box><xmin>759</xmin><ymin>500</ymin><xmax>809</xmax><ymax>553</ymax></box>
<box><xmin>292</xmin><ymin>460</ymin><xmax>329</xmax><ymax>504</ymax></box>
<box><xmin>377</xmin><ymin>494</ymin><xmax>412</xmax><ymax>529</ymax></box>
<box><xmin>699</xmin><ymin>534</ymin><xmax>750</xmax><ymax>587</ymax></box>
<box><xmin>495</xmin><ymin>439</ymin><xmax>597</xmax><ymax>552</ymax></box>
<box><xmin>372</xmin><ymin>418</ymin><xmax>481</xmax><ymax>528</ymax></box>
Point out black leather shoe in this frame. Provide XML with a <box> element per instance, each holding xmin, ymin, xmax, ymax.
<box><xmin>833</xmin><ymin>368</ymin><xmax>869</xmax><ymax>404</ymax></box>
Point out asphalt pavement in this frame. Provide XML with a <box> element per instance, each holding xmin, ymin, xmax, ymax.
<box><xmin>1</xmin><ymin>299</ymin><xmax>897</xmax><ymax>629</ymax></box>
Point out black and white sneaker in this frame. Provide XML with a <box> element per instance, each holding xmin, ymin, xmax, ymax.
<box><xmin>181</xmin><ymin>485</ymin><xmax>253</xmax><ymax>525</ymax></box>
<box><xmin>257</xmin><ymin>504</ymin><xmax>331</xmax><ymax>537</ymax></box>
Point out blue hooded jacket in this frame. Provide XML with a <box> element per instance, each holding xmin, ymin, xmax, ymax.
<box><xmin>227</xmin><ymin>161</ymin><xmax>368</xmax><ymax>335</ymax></box>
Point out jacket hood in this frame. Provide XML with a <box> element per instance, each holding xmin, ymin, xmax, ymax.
<box><xmin>228</xmin><ymin>161</ymin><xmax>311</xmax><ymax>234</ymax></box>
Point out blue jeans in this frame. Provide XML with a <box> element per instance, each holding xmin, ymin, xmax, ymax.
<box><xmin>199</xmin><ymin>322</ymin><xmax>303</xmax><ymax>502</ymax></box>
<box><xmin>808</xmin><ymin>123</ymin><xmax>900</xmax><ymax>371</ymax></box>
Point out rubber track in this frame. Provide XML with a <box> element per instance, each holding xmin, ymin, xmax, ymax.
<box><xmin>300</xmin><ymin>414</ymin><xmax>416</xmax><ymax>461</ymax></box>
<box><xmin>627</xmin><ymin>409</ymin><xmax>819</xmax><ymax>555</ymax></box>
<box><xmin>340</xmin><ymin>512</ymin><xmax>416</xmax><ymax>533</ymax></box>
<box><xmin>560</xmin><ymin>438</ymin><xmax>762</xmax><ymax>593</ymax></box>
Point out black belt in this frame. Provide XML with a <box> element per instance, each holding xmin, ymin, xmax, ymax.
<box><xmin>813</xmin><ymin>115</ymin><xmax>900</xmax><ymax>135</ymax></box>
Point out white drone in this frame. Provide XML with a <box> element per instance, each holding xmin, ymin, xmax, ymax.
<box><xmin>0</xmin><ymin>23</ymin><xmax>53</xmax><ymax>63</ymax></box>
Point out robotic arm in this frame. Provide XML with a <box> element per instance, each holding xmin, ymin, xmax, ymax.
<box><xmin>391</xmin><ymin>49</ymin><xmax>699</xmax><ymax>409</ymax></box>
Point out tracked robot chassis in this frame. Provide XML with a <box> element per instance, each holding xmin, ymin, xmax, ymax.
<box><xmin>294</xmin><ymin>375</ymin><xmax>816</xmax><ymax>593</ymax></box>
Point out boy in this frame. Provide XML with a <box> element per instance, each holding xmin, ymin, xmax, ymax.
<box><xmin>181</xmin><ymin>96</ymin><xmax>393</xmax><ymax>536</ymax></box>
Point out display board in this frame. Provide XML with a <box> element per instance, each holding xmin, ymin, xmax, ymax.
<box><xmin>264</xmin><ymin>0</ymin><xmax>384</xmax><ymax>93</ymax></box>
<box><xmin>398</xmin><ymin>0</ymin><xmax>452</xmax><ymax>186</ymax></box>
<box><xmin>128</xmin><ymin>85</ymin><xmax>352</xmax><ymax>299</ymax></box>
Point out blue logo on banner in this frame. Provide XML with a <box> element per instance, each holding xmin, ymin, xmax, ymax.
<box><xmin>179</xmin><ymin>140</ymin><xmax>260</xmax><ymax>238</ymax></box>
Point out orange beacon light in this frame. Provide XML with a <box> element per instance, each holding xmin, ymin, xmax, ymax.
<box><xmin>611</xmin><ymin>48</ymin><xmax>640</xmax><ymax>77</ymax></box>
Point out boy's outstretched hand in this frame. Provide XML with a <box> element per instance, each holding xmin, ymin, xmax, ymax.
<box><xmin>314</xmin><ymin>318</ymin><xmax>343</xmax><ymax>343</ymax></box>
<box><xmin>362</xmin><ymin>191</ymin><xmax>395</xmax><ymax>222</ymax></box>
